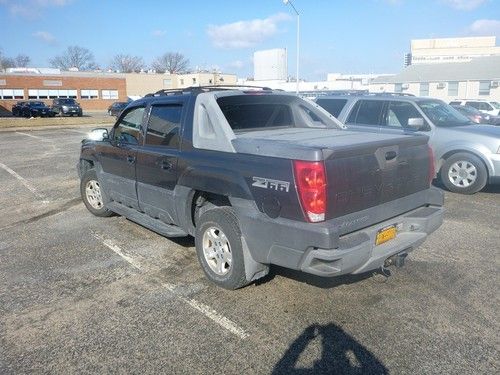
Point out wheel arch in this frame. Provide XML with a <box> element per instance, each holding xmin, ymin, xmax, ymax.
<box><xmin>437</xmin><ymin>147</ymin><xmax>492</xmax><ymax>178</ymax></box>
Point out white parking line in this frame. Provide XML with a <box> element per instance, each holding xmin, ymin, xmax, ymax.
<box><xmin>92</xmin><ymin>231</ymin><xmax>248</xmax><ymax>339</ymax></box>
<box><xmin>0</xmin><ymin>162</ymin><xmax>45</xmax><ymax>199</ymax></box>
<box><xmin>15</xmin><ymin>131</ymin><xmax>51</xmax><ymax>142</ymax></box>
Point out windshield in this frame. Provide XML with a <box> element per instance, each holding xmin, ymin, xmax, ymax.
<box><xmin>216</xmin><ymin>94</ymin><xmax>342</xmax><ymax>132</ymax></box>
<box><xmin>491</xmin><ymin>102</ymin><xmax>500</xmax><ymax>109</ymax></box>
<box><xmin>59</xmin><ymin>99</ymin><xmax>77</xmax><ymax>105</ymax></box>
<box><xmin>417</xmin><ymin>100</ymin><xmax>471</xmax><ymax>127</ymax></box>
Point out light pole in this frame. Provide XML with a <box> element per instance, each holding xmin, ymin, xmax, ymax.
<box><xmin>283</xmin><ymin>0</ymin><xmax>299</xmax><ymax>94</ymax></box>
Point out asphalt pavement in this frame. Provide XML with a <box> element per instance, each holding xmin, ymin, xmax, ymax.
<box><xmin>0</xmin><ymin>126</ymin><xmax>498</xmax><ymax>374</ymax></box>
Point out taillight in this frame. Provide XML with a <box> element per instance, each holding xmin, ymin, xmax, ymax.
<box><xmin>428</xmin><ymin>146</ymin><xmax>435</xmax><ymax>185</ymax></box>
<box><xmin>293</xmin><ymin>160</ymin><xmax>327</xmax><ymax>223</ymax></box>
<box><xmin>474</xmin><ymin>115</ymin><xmax>482</xmax><ymax>123</ymax></box>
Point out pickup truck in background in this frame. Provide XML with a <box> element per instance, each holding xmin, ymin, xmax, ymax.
<box><xmin>78</xmin><ymin>87</ymin><xmax>443</xmax><ymax>289</ymax></box>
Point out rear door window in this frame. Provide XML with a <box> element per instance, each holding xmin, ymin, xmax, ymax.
<box><xmin>145</xmin><ymin>104</ymin><xmax>183</xmax><ymax>148</ymax></box>
<box><xmin>346</xmin><ymin>100</ymin><xmax>385</xmax><ymax>126</ymax></box>
<box><xmin>316</xmin><ymin>98</ymin><xmax>347</xmax><ymax>118</ymax></box>
<box><xmin>465</xmin><ymin>101</ymin><xmax>479</xmax><ymax>109</ymax></box>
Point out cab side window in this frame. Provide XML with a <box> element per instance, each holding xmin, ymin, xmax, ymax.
<box><xmin>113</xmin><ymin>107</ymin><xmax>145</xmax><ymax>145</ymax></box>
<box><xmin>145</xmin><ymin>104</ymin><xmax>182</xmax><ymax>148</ymax></box>
<box><xmin>384</xmin><ymin>101</ymin><xmax>426</xmax><ymax>128</ymax></box>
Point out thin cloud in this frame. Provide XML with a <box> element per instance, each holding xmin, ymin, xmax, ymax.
<box><xmin>227</xmin><ymin>60</ymin><xmax>245</xmax><ymax>69</ymax></box>
<box><xmin>152</xmin><ymin>30</ymin><xmax>167</xmax><ymax>38</ymax></box>
<box><xmin>441</xmin><ymin>0</ymin><xmax>487</xmax><ymax>10</ymax></box>
<box><xmin>207</xmin><ymin>13</ymin><xmax>291</xmax><ymax>49</ymax></box>
<box><xmin>0</xmin><ymin>0</ymin><xmax>72</xmax><ymax>18</ymax></box>
<box><xmin>467</xmin><ymin>19</ymin><xmax>500</xmax><ymax>37</ymax></box>
<box><xmin>32</xmin><ymin>30</ymin><xmax>56</xmax><ymax>44</ymax></box>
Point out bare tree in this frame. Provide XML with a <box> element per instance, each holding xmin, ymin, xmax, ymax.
<box><xmin>109</xmin><ymin>54</ymin><xmax>144</xmax><ymax>73</ymax></box>
<box><xmin>49</xmin><ymin>46</ymin><xmax>98</xmax><ymax>71</ymax></box>
<box><xmin>152</xmin><ymin>52</ymin><xmax>189</xmax><ymax>74</ymax></box>
<box><xmin>15</xmin><ymin>54</ymin><xmax>30</xmax><ymax>68</ymax></box>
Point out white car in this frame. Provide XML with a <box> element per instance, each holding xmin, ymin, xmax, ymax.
<box><xmin>449</xmin><ymin>99</ymin><xmax>500</xmax><ymax>117</ymax></box>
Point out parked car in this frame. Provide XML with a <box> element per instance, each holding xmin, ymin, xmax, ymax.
<box><xmin>107</xmin><ymin>101</ymin><xmax>128</xmax><ymax>117</ymax></box>
<box><xmin>12</xmin><ymin>101</ymin><xmax>55</xmax><ymax>118</ymax></box>
<box><xmin>449</xmin><ymin>99</ymin><xmax>500</xmax><ymax>117</ymax></box>
<box><xmin>51</xmin><ymin>98</ymin><xmax>82</xmax><ymax>117</ymax></box>
<box><xmin>78</xmin><ymin>86</ymin><xmax>443</xmax><ymax>289</ymax></box>
<box><xmin>315</xmin><ymin>93</ymin><xmax>500</xmax><ymax>194</ymax></box>
<box><xmin>450</xmin><ymin>104</ymin><xmax>490</xmax><ymax>124</ymax></box>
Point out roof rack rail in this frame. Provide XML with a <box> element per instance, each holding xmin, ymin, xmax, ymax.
<box><xmin>145</xmin><ymin>85</ymin><xmax>274</xmax><ymax>97</ymax></box>
<box><xmin>368</xmin><ymin>92</ymin><xmax>415</xmax><ymax>97</ymax></box>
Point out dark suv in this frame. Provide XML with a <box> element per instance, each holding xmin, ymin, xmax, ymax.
<box><xmin>12</xmin><ymin>101</ymin><xmax>55</xmax><ymax>118</ymax></box>
<box><xmin>52</xmin><ymin>98</ymin><xmax>83</xmax><ymax>117</ymax></box>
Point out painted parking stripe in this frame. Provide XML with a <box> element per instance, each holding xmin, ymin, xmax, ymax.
<box><xmin>15</xmin><ymin>131</ymin><xmax>52</xmax><ymax>142</ymax></box>
<box><xmin>92</xmin><ymin>231</ymin><xmax>248</xmax><ymax>339</ymax></box>
<box><xmin>0</xmin><ymin>162</ymin><xmax>45</xmax><ymax>199</ymax></box>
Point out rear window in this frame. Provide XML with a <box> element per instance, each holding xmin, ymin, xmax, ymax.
<box><xmin>449</xmin><ymin>101</ymin><xmax>461</xmax><ymax>106</ymax></box>
<box><xmin>216</xmin><ymin>95</ymin><xmax>338</xmax><ymax>132</ymax></box>
<box><xmin>316</xmin><ymin>98</ymin><xmax>347</xmax><ymax>118</ymax></box>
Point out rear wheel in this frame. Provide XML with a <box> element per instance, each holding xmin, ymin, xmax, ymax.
<box><xmin>440</xmin><ymin>152</ymin><xmax>487</xmax><ymax>194</ymax></box>
<box><xmin>195</xmin><ymin>207</ymin><xmax>248</xmax><ymax>290</ymax></box>
<box><xmin>80</xmin><ymin>169</ymin><xmax>113</xmax><ymax>217</ymax></box>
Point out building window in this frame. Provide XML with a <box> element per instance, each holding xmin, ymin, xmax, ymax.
<box><xmin>394</xmin><ymin>83</ymin><xmax>402</xmax><ymax>93</ymax></box>
<box><xmin>448</xmin><ymin>81</ymin><xmax>459</xmax><ymax>97</ymax></box>
<box><xmin>180</xmin><ymin>79</ymin><xmax>184</xmax><ymax>85</ymax></box>
<box><xmin>102</xmin><ymin>90</ymin><xmax>118</xmax><ymax>100</ymax></box>
<box><xmin>419</xmin><ymin>83</ymin><xmax>429</xmax><ymax>96</ymax></box>
<box><xmin>0</xmin><ymin>79</ymin><xmax>6</xmax><ymax>86</ymax></box>
<box><xmin>192</xmin><ymin>78</ymin><xmax>196</xmax><ymax>84</ymax></box>
<box><xmin>479</xmin><ymin>81</ymin><xmax>490</xmax><ymax>96</ymax></box>
<box><xmin>0</xmin><ymin>89</ymin><xmax>24</xmax><ymax>99</ymax></box>
<box><xmin>80</xmin><ymin>89</ymin><xmax>99</xmax><ymax>99</ymax></box>
<box><xmin>28</xmin><ymin>89</ymin><xmax>76</xmax><ymax>99</ymax></box>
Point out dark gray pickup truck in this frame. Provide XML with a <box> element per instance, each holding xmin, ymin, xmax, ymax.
<box><xmin>78</xmin><ymin>87</ymin><xmax>444</xmax><ymax>289</ymax></box>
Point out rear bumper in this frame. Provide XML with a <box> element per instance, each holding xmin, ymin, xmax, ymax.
<box><xmin>233</xmin><ymin>187</ymin><xmax>444</xmax><ymax>278</ymax></box>
<box><xmin>299</xmin><ymin>206</ymin><xmax>442</xmax><ymax>276</ymax></box>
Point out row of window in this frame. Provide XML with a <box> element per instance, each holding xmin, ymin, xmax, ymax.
<box><xmin>0</xmin><ymin>89</ymin><xmax>119</xmax><ymax>100</ymax></box>
<box><xmin>394</xmin><ymin>81</ymin><xmax>494</xmax><ymax>96</ymax></box>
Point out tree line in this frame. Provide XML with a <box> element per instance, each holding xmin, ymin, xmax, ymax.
<box><xmin>0</xmin><ymin>46</ymin><xmax>189</xmax><ymax>74</ymax></box>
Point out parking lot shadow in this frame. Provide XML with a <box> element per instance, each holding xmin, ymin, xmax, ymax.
<box><xmin>273</xmin><ymin>323</ymin><xmax>388</xmax><ymax>375</ymax></box>
<box><xmin>257</xmin><ymin>265</ymin><xmax>377</xmax><ymax>289</ymax></box>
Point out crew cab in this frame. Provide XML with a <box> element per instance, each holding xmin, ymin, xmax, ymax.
<box><xmin>78</xmin><ymin>87</ymin><xmax>443</xmax><ymax>289</ymax></box>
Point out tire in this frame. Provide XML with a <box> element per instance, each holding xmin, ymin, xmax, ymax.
<box><xmin>195</xmin><ymin>207</ymin><xmax>249</xmax><ymax>290</ymax></box>
<box><xmin>80</xmin><ymin>169</ymin><xmax>113</xmax><ymax>217</ymax></box>
<box><xmin>440</xmin><ymin>152</ymin><xmax>488</xmax><ymax>194</ymax></box>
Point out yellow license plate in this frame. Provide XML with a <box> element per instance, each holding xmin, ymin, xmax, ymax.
<box><xmin>375</xmin><ymin>225</ymin><xmax>397</xmax><ymax>245</ymax></box>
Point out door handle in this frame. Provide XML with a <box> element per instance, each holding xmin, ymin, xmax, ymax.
<box><xmin>160</xmin><ymin>161</ymin><xmax>173</xmax><ymax>170</ymax></box>
<box><xmin>127</xmin><ymin>155</ymin><xmax>136</xmax><ymax>164</ymax></box>
<box><xmin>385</xmin><ymin>151</ymin><xmax>397</xmax><ymax>161</ymax></box>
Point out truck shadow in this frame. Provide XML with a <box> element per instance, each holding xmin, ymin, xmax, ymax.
<box><xmin>257</xmin><ymin>265</ymin><xmax>378</xmax><ymax>289</ymax></box>
<box><xmin>272</xmin><ymin>323</ymin><xmax>388</xmax><ymax>374</ymax></box>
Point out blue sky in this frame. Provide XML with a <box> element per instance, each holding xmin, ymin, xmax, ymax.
<box><xmin>1</xmin><ymin>0</ymin><xmax>499</xmax><ymax>80</ymax></box>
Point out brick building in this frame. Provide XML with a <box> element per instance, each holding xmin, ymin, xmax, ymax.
<box><xmin>0</xmin><ymin>71</ymin><xmax>127</xmax><ymax>114</ymax></box>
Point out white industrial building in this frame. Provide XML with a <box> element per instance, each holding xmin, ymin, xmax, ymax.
<box><xmin>253</xmin><ymin>48</ymin><xmax>287</xmax><ymax>81</ymax></box>
<box><xmin>370</xmin><ymin>55</ymin><xmax>500</xmax><ymax>102</ymax></box>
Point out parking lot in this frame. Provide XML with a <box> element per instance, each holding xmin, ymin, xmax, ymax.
<box><xmin>0</xmin><ymin>126</ymin><xmax>498</xmax><ymax>374</ymax></box>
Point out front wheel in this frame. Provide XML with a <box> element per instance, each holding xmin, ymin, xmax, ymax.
<box><xmin>195</xmin><ymin>207</ymin><xmax>249</xmax><ymax>290</ymax></box>
<box><xmin>440</xmin><ymin>152</ymin><xmax>488</xmax><ymax>194</ymax></box>
<box><xmin>80</xmin><ymin>169</ymin><xmax>113</xmax><ymax>217</ymax></box>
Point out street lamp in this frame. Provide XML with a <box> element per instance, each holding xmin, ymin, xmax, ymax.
<box><xmin>283</xmin><ymin>0</ymin><xmax>299</xmax><ymax>94</ymax></box>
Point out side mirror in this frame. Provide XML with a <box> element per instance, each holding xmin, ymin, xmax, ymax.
<box><xmin>407</xmin><ymin>117</ymin><xmax>424</xmax><ymax>131</ymax></box>
<box><xmin>87</xmin><ymin>128</ymin><xmax>109</xmax><ymax>141</ymax></box>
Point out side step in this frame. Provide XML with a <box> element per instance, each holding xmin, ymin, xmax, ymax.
<box><xmin>107</xmin><ymin>202</ymin><xmax>188</xmax><ymax>238</ymax></box>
